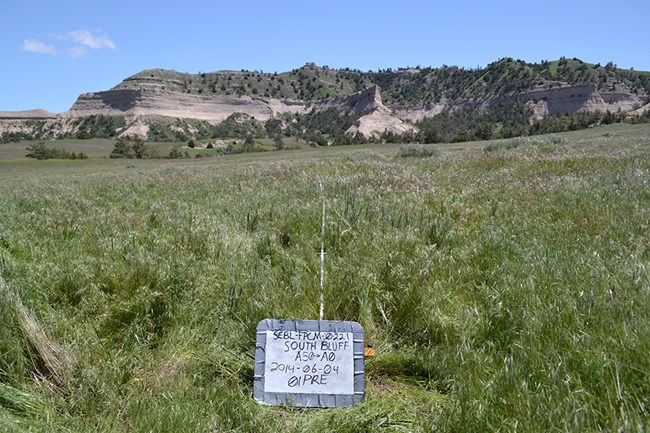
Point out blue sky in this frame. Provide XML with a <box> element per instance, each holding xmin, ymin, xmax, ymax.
<box><xmin>2</xmin><ymin>0</ymin><xmax>649</xmax><ymax>113</ymax></box>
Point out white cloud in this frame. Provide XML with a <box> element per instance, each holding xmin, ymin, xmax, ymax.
<box><xmin>22</xmin><ymin>30</ymin><xmax>116</xmax><ymax>58</ymax></box>
<box><xmin>67</xmin><ymin>46</ymin><xmax>88</xmax><ymax>58</ymax></box>
<box><xmin>22</xmin><ymin>39</ymin><xmax>58</xmax><ymax>56</ymax></box>
<box><xmin>58</xmin><ymin>30</ymin><xmax>117</xmax><ymax>51</ymax></box>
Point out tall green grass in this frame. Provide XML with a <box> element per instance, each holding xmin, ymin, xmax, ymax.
<box><xmin>0</xmin><ymin>124</ymin><xmax>649</xmax><ymax>431</ymax></box>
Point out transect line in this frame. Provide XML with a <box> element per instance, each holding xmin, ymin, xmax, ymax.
<box><xmin>319</xmin><ymin>180</ymin><xmax>325</xmax><ymax>321</ymax></box>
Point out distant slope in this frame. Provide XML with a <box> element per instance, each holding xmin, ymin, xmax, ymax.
<box><xmin>0</xmin><ymin>109</ymin><xmax>56</xmax><ymax>119</ymax></box>
<box><xmin>69</xmin><ymin>57</ymin><xmax>650</xmax><ymax>123</ymax></box>
<box><xmin>111</xmin><ymin>58</ymin><xmax>650</xmax><ymax>104</ymax></box>
<box><xmin>2</xmin><ymin>57</ymin><xmax>649</xmax><ymax>143</ymax></box>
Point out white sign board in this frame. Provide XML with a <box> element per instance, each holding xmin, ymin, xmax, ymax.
<box><xmin>263</xmin><ymin>330</ymin><xmax>354</xmax><ymax>394</ymax></box>
<box><xmin>254</xmin><ymin>319</ymin><xmax>364</xmax><ymax>407</ymax></box>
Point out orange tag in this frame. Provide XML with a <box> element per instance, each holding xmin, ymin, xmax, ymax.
<box><xmin>364</xmin><ymin>347</ymin><xmax>375</xmax><ymax>357</ymax></box>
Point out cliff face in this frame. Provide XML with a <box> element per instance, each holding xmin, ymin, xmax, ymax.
<box><xmin>64</xmin><ymin>89</ymin><xmax>307</xmax><ymax>123</ymax></box>
<box><xmin>63</xmin><ymin>84</ymin><xmax>416</xmax><ymax>138</ymax></box>
<box><xmin>516</xmin><ymin>84</ymin><xmax>643</xmax><ymax>118</ymax></box>
<box><xmin>392</xmin><ymin>84</ymin><xmax>645</xmax><ymax>122</ymax></box>
<box><xmin>3</xmin><ymin>59</ymin><xmax>649</xmax><ymax>141</ymax></box>
<box><xmin>325</xmin><ymin>86</ymin><xmax>417</xmax><ymax>137</ymax></box>
<box><xmin>317</xmin><ymin>85</ymin><xmax>384</xmax><ymax>116</ymax></box>
<box><xmin>314</xmin><ymin>85</ymin><xmax>418</xmax><ymax>136</ymax></box>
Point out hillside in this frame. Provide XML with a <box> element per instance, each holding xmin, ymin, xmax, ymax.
<box><xmin>0</xmin><ymin>110</ymin><xmax>56</xmax><ymax>120</ymax></box>
<box><xmin>2</xmin><ymin>57</ymin><xmax>650</xmax><ymax>145</ymax></box>
<box><xmin>110</xmin><ymin>58</ymin><xmax>650</xmax><ymax>106</ymax></box>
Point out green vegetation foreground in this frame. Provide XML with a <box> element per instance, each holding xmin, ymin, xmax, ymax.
<box><xmin>1</xmin><ymin>125</ymin><xmax>649</xmax><ymax>432</ymax></box>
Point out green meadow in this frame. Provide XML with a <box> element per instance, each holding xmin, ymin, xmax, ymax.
<box><xmin>1</xmin><ymin>124</ymin><xmax>649</xmax><ymax>432</ymax></box>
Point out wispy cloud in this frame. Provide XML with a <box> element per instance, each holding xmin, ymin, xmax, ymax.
<box><xmin>22</xmin><ymin>39</ymin><xmax>58</xmax><ymax>56</ymax></box>
<box><xmin>22</xmin><ymin>30</ymin><xmax>116</xmax><ymax>58</ymax></box>
<box><xmin>58</xmin><ymin>30</ymin><xmax>117</xmax><ymax>51</ymax></box>
<box><xmin>67</xmin><ymin>46</ymin><xmax>88</xmax><ymax>58</ymax></box>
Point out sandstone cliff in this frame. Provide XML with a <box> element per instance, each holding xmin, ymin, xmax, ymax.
<box><xmin>3</xmin><ymin>58</ymin><xmax>648</xmax><ymax>142</ymax></box>
<box><xmin>392</xmin><ymin>84</ymin><xmax>645</xmax><ymax>122</ymax></box>
<box><xmin>64</xmin><ymin>89</ymin><xmax>307</xmax><ymax>123</ymax></box>
<box><xmin>515</xmin><ymin>84</ymin><xmax>643</xmax><ymax>118</ymax></box>
<box><xmin>342</xmin><ymin>86</ymin><xmax>417</xmax><ymax>137</ymax></box>
<box><xmin>318</xmin><ymin>86</ymin><xmax>418</xmax><ymax>137</ymax></box>
<box><xmin>61</xmin><ymin>84</ymin><xmax>416</xmax><ymax>139</ymax></box>
<box><xmin>630</xmin><ymin>102</ymin><xmax>650</xmax><ymax>116</ymax></box>
<box><xmin>317</xmin><ymin>85</ymin><xmax>384</xmax><ymax>116</ymax></box>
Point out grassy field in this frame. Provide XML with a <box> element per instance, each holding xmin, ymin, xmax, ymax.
<box><xmin>0</xmin><ymin>137</ymin><xmax>306</xmax><ymax>161</ymax></box>
<box><xmin>0</xmin><ymin>139</ymin><xmax>211</xmax><ymax>161</ymax></box>
<box><xmin>0</xmin><ymin>124</ymin><xmax>649</xmax><ymax>432</ymax></box>
<box><xmin>0</xmin><ymin>139</ymin><xmax>117</xmax><ymax>160</ymax></box>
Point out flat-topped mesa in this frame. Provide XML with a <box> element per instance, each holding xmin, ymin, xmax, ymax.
<box><xmin>0</xmin><ymin>109</ymin><xmax>60</xmax><ymax>138</ymax></box>
<box><xmin>0</xmin><ymin>109</ymin><xmax>57</xmax><ymax>120</ymax></box>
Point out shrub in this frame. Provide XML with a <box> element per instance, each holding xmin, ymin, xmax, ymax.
<box><xmin>397</xmin><ymin>143</ymin><xmax>438</xmax><ymax>158</ymax></box>
<box><xmin>110</xmin><ymin>136</ymin><xmax>147</xmax><ymax>159</ymax></box>
<box><xmin>25</xmin><ymin>142</ymin><xmax>88</xmax><ymax>160</ymax></box>
<box><xmin>168</xmin><ymin>146</ymin><xmax>187</xmax><ymax>159</ymax></box>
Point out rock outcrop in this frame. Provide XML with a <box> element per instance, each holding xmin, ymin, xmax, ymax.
<box><xmin>317</xmin><ymin>85</ymin><xmax>384</xmax><ymax>116</ymax></box>
<box><xmin>345</xmin><ymin>86</ymin><xmax>418</xmax><ymax>137</ymax></box>
<box><xmin>392</xmin><ymin>104</ymin><xmax>447</xmax><ymax>123</ymax></box>
<box><xmin>394</xmin><ymin>84</ymin><xmax>645</xmax><ymax>122</ymax></box>
<box><xmin>3</xmin><ymin>59</ymin><xmax>648</xmax><ymax>142</ymax></box>
<box><xmin>516</xmin><ymin>84</ymin><xmax>643</xmax><ymax>118</ymax></box>
<box><xmin>319</xmin><ymin>86</ymin><xmax>418</xmax><ymax>137</ymax></box>
<box><xmin>347</xmin><ymin>109</ymin><xmax>418</xmax><ymax>137</ymax></box>
<box><xmin>0</xmin><ymin>110</ymin><xmax>58</xmax><ymax>136</ymax></box>
<box><xmin>63</xmin><ymin>89</ymin><xmax>307</xmax><ymax>123</ymax></box>
<box><xmin>637</xmin><ymin>102</ymin><xmax>650</xmax><ymax>114</ymax></box>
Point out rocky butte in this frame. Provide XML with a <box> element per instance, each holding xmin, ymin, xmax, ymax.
<box><xmin>1</xmin><ymin>58</ymin><xmax>649</xmax><ymax>141</ymax></box>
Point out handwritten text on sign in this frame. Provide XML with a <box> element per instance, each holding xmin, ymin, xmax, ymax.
<box><xmin>264</xmin><ymin>330</ymin><xmax>354</xmax><ymax>394</ymax></box>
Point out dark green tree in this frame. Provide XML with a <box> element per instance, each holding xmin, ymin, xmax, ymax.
<box><xmin>25</xmin><ymin>142</ymin><xmax>55</xmax><ymax>160</ymax></box>
<box><xmin>168</xmin><ymin>146</ymin><xmax>183</xmax><ymax>159</ymax></box>
<box><xmin>244</xmin><ymin>134</ymin><xmax>255</xmax><ymax>152</ymax></box>
<box><xmin>25</xmin><ymin>142</ymin><xmax>86</xmax><ymax>160</ymax></box>
<box><xmin>132</xmin><ymin>137</ymin><xmax>147</xmax><ymax>159</ymax></box>
<box><xmin>273</xmin><ymin>134</ymin><xmax>284</xmax><ymax>150</ymax></box>
<box><xmin>110</xmin><ymin>136</ymin><xmax>136</xmax><ymax>159</ymax></box>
